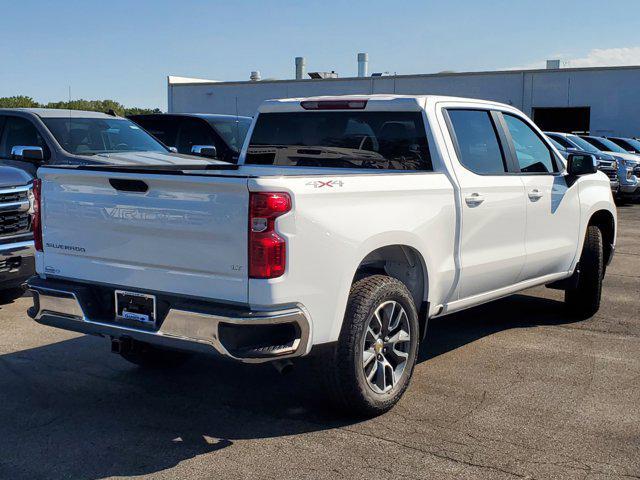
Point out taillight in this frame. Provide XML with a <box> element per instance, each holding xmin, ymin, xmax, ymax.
<box><xmin>32</xmin><ymin>179</ymin><xmax>43</xmax><ymax>252</ymax></box>
<box><xmin>249</xmin><ymin>192</ymin><xmax>291</xmax><ymax>279</ymax></box>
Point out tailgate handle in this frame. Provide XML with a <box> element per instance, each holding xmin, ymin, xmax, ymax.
<box><xmin>109</xmin><ymin>178</ymin><xmax>149</xmax><ymax>193</ymax></box>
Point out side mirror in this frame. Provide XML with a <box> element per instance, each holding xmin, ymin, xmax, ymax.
<box><xmin>567</xmin><ymin>153</ymin><xmax>598</xmax><ymax>176</ymax></box>
<box><xmin>191</xmin><ymin>145</ymin><xmax>217</xmax><ymax>159</ymax></box>
<box><xmin>167</xmin><ymin>146</ymin><xmax>178</xmax><ymax>153</ymax></box>
<box><xmin>11</xmin><ymin>146</ymin><xmax>44</xmax><ymax>162</ymax></box>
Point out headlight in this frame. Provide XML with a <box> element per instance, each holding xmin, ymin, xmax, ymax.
<box><xmin>616</xmin><ymin>156</ymin><xmax>640</xmax><ymax>168</ymax></box>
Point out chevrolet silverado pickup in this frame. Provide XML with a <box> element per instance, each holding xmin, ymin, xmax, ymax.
<box><xmin>27</xmin><ymin>95</ymin><xmax>617</xmax><ymax>416</ymax></box>
<box><xmin>0</xmin><ymin>166</ymin><xmax>35</xmax><ymax>290</ymax></box>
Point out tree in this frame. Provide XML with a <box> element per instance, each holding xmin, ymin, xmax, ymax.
<box><xmin>0</xmin><ymin>96</ymin><xmax>40</xmax><ymax>108</ymax></box>
<box><xmin>124</xmin><ymin>107</ymin><xmax>162</xmax><ymax>116</ymax></box>
<box><xmin>0</xmin><ymin>96</ymin><xmax>161</xmax><ymax>115</ymax></box>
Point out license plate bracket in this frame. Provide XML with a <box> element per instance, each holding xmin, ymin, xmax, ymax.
<box><xmin>115</xmin><ymin>290</ymin><xmax>157</xmax><ymax>329</ymax></box>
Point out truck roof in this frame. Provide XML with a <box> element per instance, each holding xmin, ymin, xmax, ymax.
<box><xmin>129</xmin><ymin>113</ymin><xmax>252</xmax><ymax>121</ymax></box>
<box><xmin>0</xmin><ymin>108</ymin><xmax>116</xmax><ymax>119</ymax></box>
<box><xmin>258</xmin><ymin>94</ymin><xmax>512</xmax><ymax>113</ymax></box>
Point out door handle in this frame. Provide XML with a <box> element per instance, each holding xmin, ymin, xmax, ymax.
<box><xmin>528</xmin><ymin>189</ymin><xmax>543</xmax><ymax>201</ymax></box>
<box><xmin>465</xmin><ymin>192</ymin><xmax>485</xmax><ymax>207</ymax></box>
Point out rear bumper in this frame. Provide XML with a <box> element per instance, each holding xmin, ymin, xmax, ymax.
<box><xmin>27</xmin><ymin>277</ymin><xmax>311</xmax><ymax>363</ymax></box>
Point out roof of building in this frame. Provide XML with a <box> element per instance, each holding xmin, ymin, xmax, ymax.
<box><xmin>169</xmin><ymin>64</ymin><xmax>640</xmax><ymax>88</ymax></box>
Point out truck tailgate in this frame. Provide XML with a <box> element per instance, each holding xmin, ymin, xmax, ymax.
<box><xmin>39</xmin><ymin>168</ymin><xmax>249</xmax><ymax>303</ymax></box>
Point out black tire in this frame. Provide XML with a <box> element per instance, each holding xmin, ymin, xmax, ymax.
<box><xmin>565</xmin><ymin>225</ymin><xmax>603</xmax><ymax>319</ymax></box>
<box><xmin>118</xmin><ymin>341</ymin><xmax>190</xmax><ymax>369</ymax></box>
<box><xmin>315</xmin><ymin>274</ymin><xmax>420</xmax><ymax>417</ymax></box>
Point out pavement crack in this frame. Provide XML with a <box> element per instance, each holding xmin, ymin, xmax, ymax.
<box><xmin>338</xmin><ymin>425</ymin><xmax>529</xmax><ymax>479</ymax></box>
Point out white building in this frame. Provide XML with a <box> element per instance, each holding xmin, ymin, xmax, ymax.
<box><xmin>167</xmin><ymin>64</ymin><xmax>640</xmax><ymax>137</ymax></box>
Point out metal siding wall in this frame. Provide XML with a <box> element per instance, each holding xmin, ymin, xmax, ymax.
<box><xmin>170</xmin><ymin>67</ymin><xmax>640</xmax><ymax>136</ymax></box>
<box><xmin>557</xmin><ymin>69</ymin><xmax>640</xmax><ymax>137</ymax></box>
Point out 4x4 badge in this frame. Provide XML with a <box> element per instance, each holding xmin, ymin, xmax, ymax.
<box><xmin>306</xmin><ymin>180</ymin><xmax>344</xmax><ymax>188</ymax></box>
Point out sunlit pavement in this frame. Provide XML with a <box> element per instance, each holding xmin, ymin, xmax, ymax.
<box><xmin>0</xmin><ymin>204</ymin><xmax>638</xmax><ymax>479</ymax></box>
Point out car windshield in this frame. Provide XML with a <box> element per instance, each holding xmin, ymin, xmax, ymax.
<box><xmin>246</xmin><ymin>111</ymin><xmax>432</xmax><ymax>170</ymax></box>
<box><xmin>547</xmin><ymin>137</ymin><xmax>565</xmax><ymax>151</ymax></box>
<box><xmin>567</xmin><ymin>135</ymin><xmax>600</xmax><ymax>153</ymax></box>
<box><xmin>206</xmin><ymin>118</ymin><xmax>252</xmax><ymax>152</ymax></box>
<box><xmin>614</xmin><ymin>137</ymin><xmax>640</xmax><ymax>152</ymax></box>
<box><xmin>43</xmin><ymin>117</ymin><xmax>168</xmax><ymax>155</ymax></box>
<box><xmin>582</xmin><ymin>136</ymin><xmax>628</xmax><ymax>154</ymax></box>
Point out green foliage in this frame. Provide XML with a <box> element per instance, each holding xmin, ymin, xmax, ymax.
<box><xmin>0</xmin><ymin>96</ymin><xmax>40</xmax><ymax>108</ymax></box>
<box><xmin>0</xmin><ymin>96</ymin><xmax>161</xmax><ymax>116</ymax></box>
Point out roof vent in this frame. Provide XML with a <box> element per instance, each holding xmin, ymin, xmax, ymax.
<box><xmin>357</xmin><ymin>53</ymin><xmax>368</xmax><ymax>77</ymax></box>
<box><xmin>546</xmin><ymin>59</ymin><xmax>561</xmax><ymax>70</ymax></box>
<box><xmin>308</xmin><ymin>71</ymin><xmax>338</xmax><ymax>79</ymax></box>
<box><xmin>295</xmin><ymin>57</ymin><xmax>306</xmax><ymax>80</ymax></box>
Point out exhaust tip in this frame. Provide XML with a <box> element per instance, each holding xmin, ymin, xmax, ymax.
<box><xmin>272</xmin><ymin>359</ymin><xmax>294</xmax><ymax>375</ymax></box>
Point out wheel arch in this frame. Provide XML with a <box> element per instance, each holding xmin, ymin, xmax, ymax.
<box><xmin>352</xmin><ymin>244</ymin><xmax>430</xmax><ymax>338</ymax></box>
<box><xmin>588</xmin><ymin>209</ymin><xmax>616</xmax><ymax>266</ymax></box>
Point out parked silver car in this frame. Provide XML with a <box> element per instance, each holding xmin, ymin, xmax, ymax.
<box><xmin>579</xmin><ymin>135</ymin><xmax>640</xmax><ymax>199</ymax></box>
<box><xmin>545</xmin><ymin>132</ymin><xmax>619</xmax><ymax>194</ymax></box>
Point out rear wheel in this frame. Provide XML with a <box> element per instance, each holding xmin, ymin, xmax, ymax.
<box><xmin>565</xmin><ymin>225</ymin><xmax>603</xmax><ymax>318</ymax></box>
<box><xmin>316</xmin><ymin>275</ymin><xmax>420</xmax><ymax>417</ymax></box>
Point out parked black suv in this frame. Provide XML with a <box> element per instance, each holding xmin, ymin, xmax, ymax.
<box><xmin>128</xmin><ymin>114</ymin><xmax>252</xmax><ymax>163</ymax></box>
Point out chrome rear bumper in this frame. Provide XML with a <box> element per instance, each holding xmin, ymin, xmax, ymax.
<box><xmin>27</xmin><ymin>278</ymin><xmax>310</xmax><ymax>363</ymax></box>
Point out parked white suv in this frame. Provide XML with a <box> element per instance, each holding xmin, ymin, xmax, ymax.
<box><xmin>27</xmin><ymin>95</ymin><xmax>616</xmax><ymax>415</ymax></box>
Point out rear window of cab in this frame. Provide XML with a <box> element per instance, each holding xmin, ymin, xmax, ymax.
<box><xmin>245</xmin><ymin>111</ymin><xmax>432</xmax><ymax>171</ymax></box>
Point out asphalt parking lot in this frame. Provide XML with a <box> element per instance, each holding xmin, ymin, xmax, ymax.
<box><xmin>0</xmin><ymin>205</ymin><xmax>638</xmax><ymax>480</ymax></box>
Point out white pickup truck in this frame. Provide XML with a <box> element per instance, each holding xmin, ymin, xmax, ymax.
<box><xmin>27</xmin><ymin>95</ymin><xmax>616</xmax><ymax>415</ymax></box>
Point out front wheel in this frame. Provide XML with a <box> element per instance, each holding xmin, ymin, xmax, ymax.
<box><xmin>565</xmin><ymin>225</ymin><xmax>604</xmax><ymax>319</ymax></box>
<box><xmin>316</xmin><ymin>275</ymin><xmax>420</xmax><ymax>417</ymax></box>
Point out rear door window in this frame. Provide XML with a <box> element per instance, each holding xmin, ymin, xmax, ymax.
<box><xmin>446</xmin><ymin>109</ymin><xmax>506</xmax><ymax>174</ymax></box>
<box><xmin>246</xmin><ymin>111</ymin><xmax>432</xmax><ymax>171</ymax></box>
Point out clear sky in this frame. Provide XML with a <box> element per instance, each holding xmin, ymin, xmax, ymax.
<box><xmin>1</xmin><ymin>0</ymin><xmax>639</xmax><ymax>110</ymax></box>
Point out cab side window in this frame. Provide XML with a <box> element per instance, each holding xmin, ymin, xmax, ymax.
<box><xmin>0</xmin><ymin>116</ymin><xmax>49</xmax><ymax>159</ymax></box>
<box><xmin>447</xmin><ymin>109</ymin><xmax>506</xmax><ymax>174</ymax></box>
<box><xmin>503</xmin><ymin>114</ymin><xmax>556</xmax><ymax>174</ymax></box>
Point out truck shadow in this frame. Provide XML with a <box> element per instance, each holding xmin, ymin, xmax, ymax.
<box><xmin>0</xmin><ymin>291</ymin><xmax>578</xmax><ymax>479</ymax></box>
<box><xmin>0</xmin><ymin>287</ymin><xmax>27</xmax><ymax>306</ymax></box>
<box><xmin>419</xmin><ymin>293</ymin><xmax>578</xmax><ymax>363</ymax></box>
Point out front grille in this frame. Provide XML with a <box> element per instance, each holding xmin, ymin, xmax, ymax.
<box><xmin>0</xmin><ymin>256</ymin><xmax>21</xmax><ymax>273</ymax></box>
<box><xmin>600</xmin><ymin>168</ymin><xmax>618</xmax><ymax>180</ymax></box>
<box><xmin>0</xmin><ymin>188</ymin><xmax>32</xmax><ymax>238</ymax></box>
<box><xmin>0</xmin><ymin>212</ymin><xmax>31</xmax><ymax>236</ymax></box>
<box><xmin>0</xmin><ymin>190</ymin><xmax>28</xmax><ymax>204</ymax></box>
